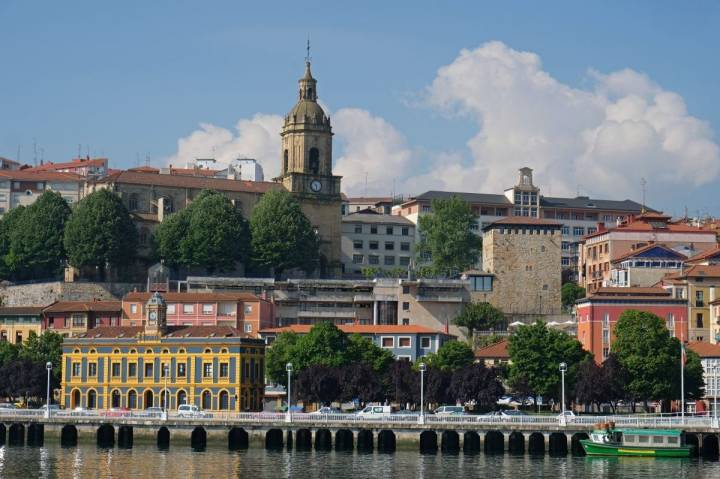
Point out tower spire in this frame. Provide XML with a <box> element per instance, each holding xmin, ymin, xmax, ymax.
<box><xmin>306</xmin><ymin>36</ymin><xmax>311</xmax><ymax>65</ymax></box>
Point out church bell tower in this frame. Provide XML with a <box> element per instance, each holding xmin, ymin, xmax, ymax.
<box><xmin>276</xmin><ymin>48</ymin><xmax>341</xmax><ymax>198</ymax></box>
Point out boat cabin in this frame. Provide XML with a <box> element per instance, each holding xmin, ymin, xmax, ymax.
<box><xmin>590</xmin><ymin>428</ymin><xmax>684</xmax><ymax>448</ymax></box>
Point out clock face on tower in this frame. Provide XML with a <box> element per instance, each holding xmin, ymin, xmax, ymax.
<box><xmin>310</xmin><ymin>180</ymin><xmax>322</xmax><ymax>192</ymax></box>
<box><xmin>149</xmin><ymin>311</ymin><xmax>157</xmax><ymax>321</ymax></box>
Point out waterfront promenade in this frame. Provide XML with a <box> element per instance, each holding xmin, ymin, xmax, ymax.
<box><xmin>1</xmin><ymin>410</ymin><xmax>718</xmax><ymax>456</ymax></box>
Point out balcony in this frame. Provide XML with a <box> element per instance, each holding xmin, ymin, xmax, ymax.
<box><xmin>297</xmin><ymin>310</ymin><xmax>358</xmax><ymax>319</ymax></box>
<box><xmin>416</xmin><ymin>294</ymin><xmax>464</xmax><ymax>303</ymax></box>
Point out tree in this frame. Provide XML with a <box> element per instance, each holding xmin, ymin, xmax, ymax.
<box><xmin>292</xmin><ymin>322</ymin><xmax>348</xmax><ymax>371</ymax></box>
<box><xmin>250</xmin><ymin>189</ymin><xmax>319</xmax><ymax>278</ymax></box>
<box><xmin>507</xmin><ymin>321</ymin><xmax>591</xmax><ymax>410</ymax></box>
<box><xmin>5</xmin><ymin>192</ymin><xmax>71</xmax><ymax>280</ymax></box>
<box><xmin>0</xmin><ymin>205</ymin><xmax>26</xmax><ymax>280</ymax></box>
<box><xmin>20</xmin><ymin>331</ymin><xmax>63</xmax><ymax>380</ymax></box>
<box><xmin>573</xmin><ymin>358</ymin><xmax>605</xmax><ymax>412</ymax></box>
<box><xmin>0</xmin><ymin>341</ymin><xmax>20</xmax><ymax>367</ymax></box>
<box><xmin>415</xmin><ymin>196</ymin><xmax>481</xmax><ymax>277</ymax></box>
<box><xmin>449</xmin><ymin>363</ymin><xmax>504</xmax><ymax>411</ymax></box>
<box><xmin>154</xmin><ymin>206</ymin><xmax>192</xmax><ymax>268</ymax></box>
<box><xmin>338</xmin><ymin>363</ymin><xmax>384</xmax><ymax>404</ymax></box>
<box><xmin>295</xmin><ymin>365</ymin><xmax>341</xmax><ymax>405</ymax></box>
<box><xmin>423</xmin><ymin>367</ymin><xmax>451</xmax><ymax>407</ymax></box>
<box><xmin>384</xmin><ymin>360</ymin><xmax>418</xmax><ymax>405</ymax></box>
<box><xmin>63</xmin><ymin>189</ymin><xmax>138</xmax><ymax>276</ymax></box>
<box><xmin>265</xmin><ymin>331</ymin><xmax>299</xmax><ymax>385</ymax></box>
<box><xmin>346</xmin><ymin>334</ymin><xmax>394</xmax><ymax>373</ymax></box>
<box><xmin>453</xmin><ymin>302</ymin><xmax>504</xmax><ymax>342</ymax></box>
<box><xmin>612</xmin><ymin>310</ymin><xmax>703</xmax><ymax>409</ymax></box>
<box><xmin>0</xmin><ymin>360</ymin><xmax>52</xmax><ymax>403</ymax></box>
<box><xmin>561</xmin><ymin>282</ymin><xmax>586</xmax><ymax>309</ymax></box>
<box><xmin>430</xmin><ymin>340</ymin><xmax>475</xmax><ymax>372</ymax></box>
<box><xmin>601</xmin><ymin>353</ymin><xmax>628</xmax><ymax>413</ymax></box>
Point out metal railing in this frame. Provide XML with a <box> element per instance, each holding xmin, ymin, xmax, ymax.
<box><xmin>0</xmin><ymin>410</ymin><xmax>716</xmax><ymax>429</ymax></box>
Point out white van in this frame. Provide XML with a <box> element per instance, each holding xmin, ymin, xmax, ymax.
<box><xmin>434</xmin><ymin>405</ymin><xmax>465</xmax><ymax>416</ymax></box>
<box><xmin>357</xmin><ymin>405</ymin><xmax>394</xmax><ymax>417</ymax></box>
<box><xmin>178</xmin><ymin>404</ymin><xmax>204</xmax><ymax>418</ymax></box>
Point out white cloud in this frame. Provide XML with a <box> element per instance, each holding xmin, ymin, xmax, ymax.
<box><xmin>166</xmin><ymin>41</ymin><xmax>719</xmax><ymax>204</ymax></box>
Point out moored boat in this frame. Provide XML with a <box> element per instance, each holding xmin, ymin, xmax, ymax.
<box><xmin>580</xmin><ymin>423</ymin><xmax>694</xmax><ymax>457</ymax></box>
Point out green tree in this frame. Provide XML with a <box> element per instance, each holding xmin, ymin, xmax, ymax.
<box><xmin>0</xmin><ymin>341</ymin><xmax>20</xmax><ymax>367</ymax></box>
<box><xmin>346</xmin><ymin>334</ymin><xmax>394</xmax><ymax>373</ymax></box>
<box><xmin>613</xmin><ymin>310</ymin><xmax>704</xmax><ymax>409</ymax></box>
<box><xmin>5</xmin><ymin>192</ymin><xmax>71</xmax><ymax>280</ymax></box>
<box><xmin>154</xmin><ymin>208</ymin><xmax>191</xmax><ymax>268</ymax></box>
<box><xmin>561</xmin><ymin>282</ymin><xmax>586</xmax><ymax>309</ymax></box>
<box><xmin>424</xmin><ymin>340</ymin><xmax>475</xmax><ymax>372</ymax></box>
<box><xmin>265</xmin><ymin>331</ymin><xmax>299</xmax><ymax>385</ymax></box>
<box><xmin>507</xmin><ymin>321</ymin><xmax>591</xmax><ymax>409</ymax></box>
<box><xmin>63</xmin><ymin>189</ymin><xmax>138</xmax><ymax>276</ymax></box>
<box><xmin>20</xmin><ymin>331</ymin><xmax>63</xmax><ymax>380</ymax></box>
<box><xmin>415</xmin><ymin>196</ymin><xmax>481</xmax><ymax>277</ymax></box>
<box><xmin>292</xmin><ymin>322</ymin><xmax>349</xmax><ymax>371</ymax></box>
<box><xmin>449</xmin><ymin>363</ymin><xmax>504</xmax><ymax>411</ymax></box>
<box><xmin>0</xmin><ymin>206</ymin><xmax>26</xmax><ymax>279</ymax></box>
<box><xmin>250</xmin><ymin>189</ymin><xmax>319</xmax><ymax>278</ymax></box>
<box><xmin>453</xmin><ymin>302</ymin><xmax>504</xmax><ymax>343</ymax></box>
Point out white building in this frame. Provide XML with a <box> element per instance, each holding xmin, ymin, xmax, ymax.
<box><xmin>0</xmin><ymin>170</ymin><xmax>82</xmax><ymax>215</ymax></box>
<box><xmin>231</xmin><ymin>159</ymin><xmax>264</xmax><ymax>182</ymax></box>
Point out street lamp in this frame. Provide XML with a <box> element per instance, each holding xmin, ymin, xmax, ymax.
<box><xmin>163</xmin><ymin>363</ymin><xmax>169</xmax><ymax>420</ymax></box>
<box><xmin>713</xmin><ymin>364</ymin><xmax>719</xmax><ymax>429</ymax></box>
<box><xmin>559</xmin><ymin>362</ymin><xmax>567</xmax><ymax>423</ymax></box>
<box><xmin>44</xmin><ymin>362</ymin><xmax>52</xmax><ymax>419</ymax></box>
<box><xmin>286</xmin><ymin>362</ymin><xmax>293</xmax><ymax>423</ymax></box>
<box><xmin>419</xmin><ymin>362</ymin><xmax>427</xmax><ymax>424</ymax></box>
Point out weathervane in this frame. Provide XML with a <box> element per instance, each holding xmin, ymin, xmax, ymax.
<box><xmin>305</xmin><ymin>36</ymin><xmax>311</xmax><ymax>64</ymax></box>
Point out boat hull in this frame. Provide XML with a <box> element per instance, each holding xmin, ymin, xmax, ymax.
<box><xmin>580</xmin><ymin>440</ymin><xmax>693</xmax><ymax>457</ymax></box>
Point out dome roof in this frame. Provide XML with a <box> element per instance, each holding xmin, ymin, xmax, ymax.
<box><xmin>288</xmin><ymin>99</ymin><xmax>326</xmax><ymax>120</ymax></box>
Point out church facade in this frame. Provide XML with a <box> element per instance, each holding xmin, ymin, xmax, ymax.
<box><xmin>84</xmin><ymin>58</ymin><xmax>342</xmax><ymax>277</ymax></box>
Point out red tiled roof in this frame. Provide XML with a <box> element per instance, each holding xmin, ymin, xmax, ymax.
<box><xmin>474</xmin><ymin>339</ymin><xmax>509</xmax><ymax>359</ymax></box>
<box><xmin>583</xmin><ymin>213</ymin><xmax>715</xmax><ymax>240</ymax></box>
<box><xmin>24</xmin><ymin>158</ymin><xmax>107</xmax><ymax>172</ymax></box>
<box><xmin>592</xmin><ymin>287</ymin><xmax>671</xmax><ymax>296</ymax></box>
<box><xmin>0</xmin><ymin>306</ymin><xmax>46</xmax><ymax>316</ymax></box>
<box><xmin>107</xmin><ymin>170</ymin><xmax>279</xmax><ymax>194</ymax></box>
<box><xmin>74</xmin><ymin>325</ymin><xmax>251</xmax><ymax>339</ymax></box>
<box><xmin>123</xmin><ymin>292</ymin><xmax>263</xmax><ymax>302</ymax></box>
<box><xmin>0</xmin><ymin>170</ymin><xmax>81</xmax><ymax>182</ymax></box>
<box><xmin>127</xmin><ymin>166</ymin><xmax>159</xmax><ymax>173</ymax></box>
<box><xmin>485</xmin><ymin>217</ymin><xmax>563</xmax><ymax>227</ymax></box>
<box><xmin>688</xmin><ymin>341</ymin><xmax>720</xmax><ymax>358</ymax></box>
<box><xmin>667</xmin><ymin>265</ymin><xmax>720</xmax><ymax>280</ymax></box>
<box><xmin>259</xmin><ymin>324</ymin><xmax>451</xmax><ymax>335</ymax></box>
<box><xmin>685</xmin><ymin>246</ymin><xmax>720</xmax><ymax>264</ymax></box>
<box><xmin>43</xmin><ymin>301</ymin><xmax>122</xmax><ymax>313</ymax></box>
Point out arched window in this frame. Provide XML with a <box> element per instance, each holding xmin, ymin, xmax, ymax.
<box><xmin>160</xmin><ymin>389</ymin><xmax>169</xmax><ymax>409</ymax></box>
<box><xmin>111</xmin><ymin>390</ymin><xmax>121</xmax><ymax>408</ymax></box>
<box><xmin>139</xmin><ymin>228</ymin><xmax>149</xmax><ymax>246</ymax></box>
<box><xmin>162</xmin><ymin>349</ymin><xmax>170</xmax><ymax>354</ymax></box>
<box><xmin>145</xmin><ymin>348</ymin><xmax>153</xmax><ymax>354</ymax></box>
<box><xmin>128</xmin><ymin>193</ymin><xmax>139</xmax><ymax>211</ymax></box>
<box><xmin>309</xmin><ymin>148</ymin><xmax>319</xmax><ymax>175</ymax></box>
<box><xmin>219</xmin><ymin>390</ymin><xmax>229</xmax><ymax>410</ymax></box>
<box><xmin>162</xmin><ymin>196</ymin><xmax>174</xmax><ymax>214</ymax></box>
<box><xmin>177</xmin><ymin>390</ymin><xmax>187</xmax><ymax>407</ymax></box>
<box><xmin>307</xmin><ymin>87</ymin><xmax>313</xmax><ymax>99</ymax></box>
<box><xmin>128</xmin><ymin>390</ymin><xmax>137</xmax><ymax>409</ymax></box>
<box><xmin>204</xmin><ymin>348</ymin><xmax>212</xmax><ymax>354</ymax></box>
<box><xmin>87</xmin><ymin>390</ymin><xmax>97</xmax><ymax>409</ymax></box>
<box><xmin>201</xmin><ymin>390</ymin><xmax>212</xmax><ymax>410</ymax></box>
<box><xmin>71</xmin><ymin>389</ymin><xmax>81</xmax><ymax>409</ymax></box>
<box><xmin>113</xmin><ymin>349</ymin><xmax>120</xmax><ymax>354</ymax></box>
<box><xmin>220</xmin><ymin>348</ymin><xmax>228</xmax><ymax>354</ymax></box>
<box><xmin>283</xmin><ymin>149</ymin><xmax>289</xmax><ymax>173</ymax></box>
<box><xmin>144</xmin><ymin>390</ymin><xmax>154</xmax><ymax>409</ymax></box>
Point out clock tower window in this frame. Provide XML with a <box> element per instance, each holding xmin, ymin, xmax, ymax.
<box><xmin>283</xmin><ymin>150</ymin><xmax>289</xmax><ymax>174</ymax></box>
<box><xmin>309</xmin><ymin>148</ymin><xmax>320</xmax><ymax>175</ymax></box>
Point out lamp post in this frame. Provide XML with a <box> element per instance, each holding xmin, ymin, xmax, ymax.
<box><xmin>44</xmin><ymin>362</ymin><xmax>52</xmax><ymax>419</ymax></box>
<box><xmin>419</xmin><ymin>362</ymin><xmax>427</xmax><ymax>424</ymax></box>
<box><xmin>163</xmin><ymin>363</ymin><xmax>169</xmax><ymax>421</ymax></box>
<box><xmin>713</xmin><ymin>364</ymin><xmax>719</xmax><ymax>429</ymax></box>
<box><xmin>286</xmin><ymin>362</ymin><xmax>293</xmax><ymax>423</ymax></box>
<box><xmin>559</xmin><ymin>362</ymin><xmax>567</xmax><ymax>425</ymax></box>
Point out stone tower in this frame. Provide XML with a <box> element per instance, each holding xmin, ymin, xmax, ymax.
<box><xmin>145</xmin><ymin>291</ymin><xmax>167</xmax><ymax>336</ymax></box>
<box><xmin>277</xmin><ymin>59</ymin><xmax>341</xmax><ymax>198</ymax></box>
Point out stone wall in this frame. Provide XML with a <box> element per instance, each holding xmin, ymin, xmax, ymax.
<box><xmin>0</xmin><ymin>282</ymin><xmax>143</xmax><ymax>307</ymax></box>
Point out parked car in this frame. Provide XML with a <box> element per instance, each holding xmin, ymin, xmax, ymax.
<box><xmin>37</xmin><ymin>404</ymin><xmax>62</xmax><ymax>412</ymax></box>
<box><xmin>557</xmin><ymin>411</ymin><xmax>576</xmax><ymax>422</ymax></box>
<box><xmin>103</xmin><ymin>407</ymin><xmax>130</xmax><ymax>418</ymax></box>
<box><xmin>357</xmin><ymin>405</ymin><xmax>395</xmax><ymax>417</ymax></box>
<box><xmin>434</xmin><ymin>405</ymin><xmax>466</xmax><ymax>416</ymax></box>
<box><xmin>143</xmin><ymin>407</ymin><xmax>165</xmax><ymax>418</ymax></box>
<box><xmin>0</xmin><ymin>403</ymin><xmax>17</xmax><ymax>410</ymax></box>
<box><xmin>310</xmin><ymin>407</ymin><xmax>342</xmax><ymax>415</ymax></box>
<box><xmin>178</xmin><ymin>404</ymin><xmax>208</xmax><ymax>418</ymax></box>
<box><xmin>483</xmin><ymin>410</ymin><xmax>527</xmax><ymax>418</ymax></box>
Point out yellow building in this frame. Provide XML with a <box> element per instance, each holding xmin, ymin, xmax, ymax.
<box><xmin>661</xmin><ymin>265</ymin><xmax>720</xmax><ymax>343</ymax></box>
<box><xmin>60</xmin><ymin>292</ymin><xmax>265</xmax><ymax>412</ymax></box>
<box><xmin>0</xmin><ymin>307</ymin><xmax>44</xmax><ymax>344</ymax></box>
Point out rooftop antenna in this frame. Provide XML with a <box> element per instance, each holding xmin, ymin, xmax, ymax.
<box><xmin>33</xmin><ymin>138</ymin><xmax>37</xmax><ymax>166</ymax></box>
<box><xmin>145</xmin><ymin>154</ymin><xmax>150</xmax><ymax>166</ymax></box>
<box><xmin>39</xmin><ymin>147</ymin><xmax>44</xmax><ymax>164</ymax></box>
<box><xmin>640</xmin><ymin>177</ymin><xmax>647</xmax><ymax>213</ymax></box>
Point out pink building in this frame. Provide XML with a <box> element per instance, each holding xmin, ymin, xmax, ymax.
<box><xmin>121</xmin><ymin>292</ymin><xmax>274</xmax><ymax>338</ymax></box>
<box><xmin>576</xmin><ymin>287</ymin><xmax>688</xmax><ymax>363</ymax></box>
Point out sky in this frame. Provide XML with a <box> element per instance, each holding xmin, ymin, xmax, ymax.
<box><xmin>1</xmin><ymin>1</ymin><xmax>719</xmax><ymax>216</ymax></box>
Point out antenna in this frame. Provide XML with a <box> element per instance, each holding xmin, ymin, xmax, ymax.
<box><xmin>145</xmin><ymin>154</ymin><xmax>150</xmax><ymax>166</ymax></box>
<box><xmin>640</xmin><ymin>177</ymin><xmax>647</xmax><ymax>213</ymax></box>
<box><xmin>33</xmin><ymin>138</ymin><xmax>37</xmax><ymax>166</ymax></box>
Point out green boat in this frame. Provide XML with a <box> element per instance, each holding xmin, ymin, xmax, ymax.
<box><xmin>580</xmin><ymin>427</ymin><xmax>695</xmax><ymax>457</ymax></box>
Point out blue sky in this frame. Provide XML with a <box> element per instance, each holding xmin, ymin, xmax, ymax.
<box><xmin>1</xmin><ymin>1</ymin><xmax>719</xmax><ymax>215</ymax></box>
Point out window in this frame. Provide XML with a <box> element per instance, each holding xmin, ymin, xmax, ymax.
<box><xmin>167</xmin><ymin>304</ymin><xmax>176</xmax><ymax>314</ymax></box>
<box><xmin>88</xmin><ymin>363</ymin><xmax>97</xmax><ymax>377</ymax></box>
<box><xmin>368</xmin><ymin>255</ymin><xmax>379</xmax><ymax>265</ymax></box>
<box><xmin>696</xmin><ymin>313</ymin><xmax>704</xmax><ymax>329</ymax></box>
<box><xmin>353</xmin><ymin>254</ymin><xmax>364</xmax><ymax>264</ymax></box>
<box><xmin>128</xmin><ymin>363</ymin><xmax>137</xmax><ymax>377</ymax></box>
<box><xmin>353</xmin><ymin>240</ymin><xmax>363</xmax><ymax>249</ymax></box>
<box><xmin>470</xmin><ymin>276</ymin><xmax>493</xmax><ymax>292</ymax></box>
<box><xmin>402</xmin><ymin>318</ymin><xmax>410</xmax><ymax>325</ymax></box>
<box><xmin>561</xmin><ymin>257</ymin><xmax>570</xmax><ymax>266</ymax></box>
<box><xmin>381</xmin><ymin>337</ymin><xmax>394</xmax><ymax>348</ymax></box>
<box><xmin>144</xmin><ymin>363</ymin><xmax>153</xmax><ymax>377</ymax></box>
<box><xmin>354</xmin><ymin>224</ymin><xmax>362</xmax><ymax>234</ymax></box>
<box><xmin>370</xmin><ymin>225</ymin><xmax>378</xmax><ymax>234</ymax></box>
<box><xmin>638</xmin><ymin>436</ymin><xmax>649</xmax><ymax>444</ymax></box>
<box><xmin>177</xmin><ymin>363</ymin><xmax>186</xmax><ymax>377</ymax></box>
<box><xmin>561</xmin><ymin>226</ymin><xmax>570</xmax><ymax>235</ymax></box>
<box><xmin>245</xmin><ymin>323</ymin><xmax>252</xmax><ymax>333</ymax></box>
<box><xmin>130</xmin><ymin>304</ymin><xmax>138</xmax><ymax>314</ymax></box>
<box><xmin>369</xmin><ymin>241</ymin><xmax>379</xmax><ymax>250</ymax></box>
<box><xmin>183</xmin><ymin>304</ymin><xmax>194</xmax><ymax>314</ymax></box>
<box><xmin>402</xmin><ymin>227</ymin><xmax>409</xmax><ymax>236</ymax></box>
<box><xmin>220</xmin><ymin>363</ymin><xmax>229</xmax><ymax>378</ymax></box>
<box><xmin>384</xmin><ymin>241</ymin><xmax>394</xmax><ymax>250</ymax></box>
<box><xmin>72</xmin><ymin>363</ymin><xmax>80</xmax><ymax>376</ymax></box>
<box><xmin>561</xmin><ymin>241</ymin><xmax>570</xmax><ymax>251</ymax></box>
<box><xmin>398</xmin><ymin>337</ymin><xmax>411</xmax><ymax>348</ymax></box>
<box><xmin>587</xmin><ymin>226</ymin><xmax>597</xmax><ymax>234</ymax></box>
<box><xmin>402</xmin><ymin>302</ymin><xmax>410</xmax><ymax>311</ymax></box>
<box><xmin>399</xmin><ymin>256</ymin><xmax>410</xmax><ymax>266</ymax></box>
<box><xmin>421</xmin><ymin>205</ymin><xmax>431</xmax><ymax>213</ymax></box>
<box><xmin>384</xmin><ymin>256</ymin><xmax>395</xmax><ymax>266</ymax></box>
<box><xmin>202</xmin><ymin>304</ymin><xmax>213</xmax><ymax>315</ymax></box>
<box><xmin>203</xmin><ymin>363</ymin><xmax>213</xmax><ymax>378</ymax></box>
<box><xmin>161</xmin><ymin>363</ymin><xmax>169</xmax><ymax>377</ymax></box>
<box><xmin>309</xmin><ymin>147</ymin><xmax>320</xmax><ymax>174</ymax></box>
<box><xmin>652</xmin><ymin>435</ymin><xmax>664</xmax><ymax>444</ymax></box>
<box><xmin>696</xmin><ymin>290</ymin><xmax>704</xmax><ymax>307</ymax></box>
<box><xmin>111</xmin><ymin>363</ymin><xmax>120</xmax><ymax>377</ymax></box>
<box><xmin>386</xmin><ymin>226</ymin><xmax>394</xmax><ymax>235</ymax></box>
<box><xmin>72</xmin><ymin>314</ymin><xmax>85</xmax><ymax>327</ymax></box>
<box><xmin>400</xmin><ymin>242</ymin><xmax>410</xmax><ymax>251</ymax></box>
<box><xmin>667</xmin><ymin>436</ymin><xmax>679</xmax><ymax>445</ymax></box>
<box><xmin>421</xmin><ymin>337</ymin><xmax>431</xmax><ymax>349</ymax></box>
<box><xmin>573</xmin><ymin>227</ymin><xmax>585</xmax><ymax>236</ymax></box>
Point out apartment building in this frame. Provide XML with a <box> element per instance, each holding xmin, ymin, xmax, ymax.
<box><xmin>579</xmin><ymin>212</ymin><xmax>717</xmax><ymax>292</ymax></box>
<box><xmin>24</xmin><ymin>157</ymin><xmax>109</xmax><ymax>178</ymax></box>
<box><xmin>341</xmin><ymin>212</ymin><xmax>415</xmax><ymax>277</ymax></box>
<box><xmin>0</xmin><ymin>307</ymin><xmax>44</xmax><ymax>344</ymax></box>
<box><xmin>397</xmin><ymin>167</ymin><xmax>647</xmax><ymax>278</ymax></box>
<box><xmin>0</xmin><ymin>170</ymin><xmax>82</xmax><ymax>215</ymax></box>
<box><xmin>43</xmin><ymin>301</ymin><xmax>123</xmax><ymax>337</ymax></box>
<box><xmin>659</xmin><ymin>265</ymin><xmax>720</xmax><ymax>343</ymax></box>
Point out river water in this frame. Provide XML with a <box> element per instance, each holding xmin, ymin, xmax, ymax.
<box><xmin>0</xmin><ymin>444</ymin><xmax>718</xmax><ymax>478</ymax></box>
